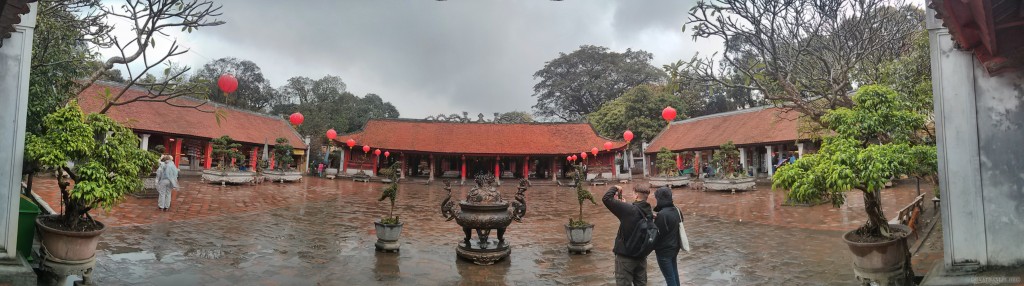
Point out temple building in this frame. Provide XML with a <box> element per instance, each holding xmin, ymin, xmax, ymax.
<box><xmin>77</xmin><ymin>81</ymin><xmax>309</xmax><ymax>172</ymax></box>
<box><xmin>644</xmin><ymin>106</ymin><xmax>817</xmax><ymax>177</ymax></box>
<box><xmin>334</xmin><ymin>119</ymin><xmax>627</xmax><ymax>184</ymax></box>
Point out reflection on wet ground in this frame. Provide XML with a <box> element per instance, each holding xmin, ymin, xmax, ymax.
<box><xmin>34</xmin><ymin>177</ymin><xmax>930</xmax><ymax>285</ymax></box>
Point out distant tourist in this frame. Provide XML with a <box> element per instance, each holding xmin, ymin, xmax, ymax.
<box><xmin>156</xmin><ymin>155</ymin><xmax>180</xmax><ymax>212</ymax></box>
<box><xmin>603</xmin><ymin>184</ymin><xmax>656</xmax><ymax>286</ymax></box>
<box><xmin>317</xmin><ymin>162</ymin><xmax>325</xmax><ymax>177</ymax></box>
<box><xmin>653</xmin><ymin>187</ymin><xmax>683</xmax><ymax>286</ymax></box>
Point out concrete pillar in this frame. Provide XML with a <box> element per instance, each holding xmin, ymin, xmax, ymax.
<box><xmin>797</xmin><ymin>142</ymin><xmax>805</xmax><ymax>157</ymax></box>
<box><xmin>399</xmin><ymin>153</ymin><xmax>406</xmax><ymax>179</ymax></box>
<box><xmin>428</xmin><ymin>154</ymin><xmax>435</xmax><ymax>181</ymax></box>
<box><xmin>765</xmin><ymin>145</ymin><xmax>773</xmax><ymax>176</ymax></box>
<box><xmin>140</xmin><ymin>134</ymin><xmax>151</xmax><ymax>150</ymax></box>
<box><xmin>551</xmin><ymin>158</ymin><xmax>558</xmax><ymax>182</ymax></box>
<box><xmin>338</xmin><ymin>146</ymin><xmax>345</xmax><ymax>170</ymax></box>
<box><xmin>0</xmin><ymin>2</ymin><xmax>37</xmax><ymax>261</ymax></box>
<box><xmin>641</xmin><ymin>142</ymin><xmax>649</xmax><ymax>177</ymax></box>
<box><xmin>739</xmin><ymin>147</ymin><xmax>748</xmax><ymax>172</ymax></box>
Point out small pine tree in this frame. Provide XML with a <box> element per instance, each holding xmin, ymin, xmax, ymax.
<box><xmin>655</xmin><ymin>147</ymin><xmax>677</xmax><ymax>177</ymax></box>
<box><xmin>211</xmin><ymin>136</ymin><xmax>244</xmax><ymax>171</ymax></box>
<box><xmin>273</xmin><ymin>137</ymin><xmax>295</xmax><ymax>171</ymax></box>
<box><xmin>568</xmin><ymin>164</ymin><xmax>596</xmax><ymax>228</ymax></box>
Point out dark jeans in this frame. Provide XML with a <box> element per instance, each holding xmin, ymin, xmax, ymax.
<box><xmin>614</xmin><ymin>255</ymin><xmax>647</xmax><ymax>286</ymax></box>
<box><xmin>656</xmin><ymin>250</ymin><xmax>680</xmax><ymax>286</ymax></box>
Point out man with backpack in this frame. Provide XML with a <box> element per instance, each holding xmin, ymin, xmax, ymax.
<box><xmin>603</xmin><ymin>184</ymin><xmax>657</xmax><ymax>286</ymax></box>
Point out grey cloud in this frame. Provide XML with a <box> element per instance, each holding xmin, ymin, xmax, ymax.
<box><xmin>181</xmin><ymin>0</ymin><xmax>712</xmax><ymax>118</ymax></box>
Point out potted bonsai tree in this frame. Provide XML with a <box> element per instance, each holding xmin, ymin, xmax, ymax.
<box><xmin>565</xmin><ymin>164</ymin><xmax>596</xmax><ymax>254</ymax></box>
<box><xmin>263</xmin><ymin>137</ymin><xmax>301</xmax><ymax>183</ymax></box>
<box><xmin>374</xmin><ymin>162</ymin><xmax>403</xmax><ymax>252</ymax></box>
<box><xmin>704</xmin><ymin>141</ymin><xmax>755</xmax><ymax>193</ymax></box>
<box><xmin>649</xmin><ymin>147</ymin><xmax>689</xmax><ymax>188</ymax></box>
<box><xmin>201</xmin><ymin>135</ymin><xmax>252</xmax><ymax>185</ymax></box>
<box><xmin>25</xmin><ymin>102</ymin><xmax>156</xmax><ymax>262</ymax></box>
<box><xmin>772</xmin><ymin>85</ymin><xmax>936</xmax><ymax>284</ymax></box>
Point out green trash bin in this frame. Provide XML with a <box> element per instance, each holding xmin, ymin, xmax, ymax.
<box><xmin>17</xmin><ymin>195</ymin><xmax>40</xmax><ymax>261</ymax></box>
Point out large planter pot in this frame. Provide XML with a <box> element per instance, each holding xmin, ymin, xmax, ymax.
<box><xmin>565</xmin><ymin>224</ymin><xmax>594</xmax><ymax>254</ymax></box>
<box><xmin>843</xmin><ymin>224</ymin><xmax>912</xmax><ymax>285</ymax></box>
<box><xmin>35</xmin><ymin>215</ymin><xmax>106</xmax><ymax>262</ymax></box>
<box><xmin>201</xmin><ymin>170</ymin><xmax>257</xmax><ymax>185</ymax></box>
<box><xmin>703</xmin><ymin>177</ymin><xmax>756</xmax><ymax>193</ymax></box>
<box><xmin>374</xmin><ymin>221</ymin><xmax>404</xmax><ymax>252</ymax></box>
<box><xmin>263</xmin><ymin>170</ymin><xmax>302</xmax><ymax>183</ymax></box>
<box><xmin>649</xmin><ymin>176</ymin><xmax>690</xmax><ymax>188</ymax></box>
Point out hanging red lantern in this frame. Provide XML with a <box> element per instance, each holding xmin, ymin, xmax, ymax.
<box><xmin>289</xmin><ymin>112</ymin><xmax>304</xmax><ymax>126</ymax></box>
<box><xmin>566</xmin><ymin>156</ymin><xmax>572</xmax><ymax>161</ymax></box>
<box><xmin>218</xmin><ymin>73</ymin><xmax>238</xmax><ymax>94</ymax></box>
<box><xmin>623</xmin><ymin>130</ymin><xmax>634</xmax><ymax>142</ymax></box>
<box><xmin>662</xmin><ymin>106</ymin><xmax>677</xmax><ymax>123</ymax></box>
<box><xmin>374</xmin><ymin>149</ymin><xmax>381</xmax><ymax>156</ymax></box>
<box><xmin>326</xmin><ymin>129</ymin><xmax>337</xmax><ymax>140</ymax></box>
<box><xmin>362</xmin><ymin>145</ymin><xmax>371</xmax><ymax>153</ymax></box>
<box><xmin>591</xmin><ymin>147</ymin><xmax>599</xmax><ymax>156</ymax></box>
<box><xmin>384</xmin><ymin>151</ymin><xmax>390</xmax><ymax>158</ymax></box>
<box><xmin>346</xmin><ymin>139</ymin><xmax>356</xmax><ymax>148</ymax></box>
<box><xmin>571</xmin><ymin>155</ymin><xmax>577</xmax><ymax>161</ymax></box>
<box><xmin>604</xmin><ymin>141</ymin><xmax>613</xmax><ymax>151</ymax></box>
<box><xmin>580</xmin><ymin>152</ymin><xmax>588</xmax><ymax>160</ymax></box>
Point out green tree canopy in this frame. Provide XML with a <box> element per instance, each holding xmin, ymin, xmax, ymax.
<box><xmin>532</xmin><ymin>45</ymin><xmax>665</xmax><ymax>121</ymax></box>
<box><xmin>495</xmin><ymin>111</ymin><xmax>534</xmax><ymax>123</ymax></box>
<box><xmin>588</xmin><ymin>84</ymin><xmax>685</xmax><ymax>144</ymax></box>
<box><xmin>273</xmin><ymin>138</ymin><xmax>295</xmax><ymax>171</ymax></box>
<box><xmin>192</xmin><ymin>57</ymin><xmax>277</xmax><ymax>112</ymax></box>
<box><xmin>772</xmin><ymin>85</ymin><xmax>936</xmax><ymax>239</ymax></box>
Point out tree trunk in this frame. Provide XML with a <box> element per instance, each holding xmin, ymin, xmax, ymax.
<box><xmin>861</xmin><ymin>189</ymin><xmax>892</xmax><ymax>238</ymax></box>
<box><xmin>578</xmin><ymin>203</ymin><xmax>584</xmax><ymax>222</ymax></box>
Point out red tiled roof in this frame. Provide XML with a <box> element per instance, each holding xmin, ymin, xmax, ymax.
<box><xmin>645</xmin><ymin>107</ymin><xmax>804</xmax><ymax>153</ymax></box>
<box><xmin>336</xmin><ymin>119</ymin><xmax>626</xmax><ymax>155</ymax></box>
<box><xmin>77</xmin><ymin>82</ymin><xmax>307</xmax><ymax>149</ymax></box>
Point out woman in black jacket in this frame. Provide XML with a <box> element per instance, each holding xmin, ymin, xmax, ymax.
<box><xmin>653</xmin><ymin>187</ymin><xmax>682</xmax><ymax>286</ymax></box>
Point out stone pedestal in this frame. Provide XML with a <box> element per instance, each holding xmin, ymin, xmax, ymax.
<box><xmin>38</xmin><ymin>255</ymin><xmax>95</xmax><ymax>286</ymax></box>
<box><xmin>0</xmin><ymin>256</ymin><xmax>36</xmax><ymax>286</ymax></box>
<box><xmin>567</xmin><ymin>242</ymin><xmax>593</xmax><ymax>255</ymax></box>
<box><xmin>456</xmin><ymin>238</ymin><xmax>510</xmax><ymax>265</ymax></box>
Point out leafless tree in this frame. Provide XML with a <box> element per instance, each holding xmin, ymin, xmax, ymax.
<box><xmin>683</xmin><ymin>0</ymin><xmax>922</xmax><ymax>123</ymax></box>
<box><xmin>72</xmin><ymin>0</ymin><xmax>225</xmax><ymax>114</ymax></box>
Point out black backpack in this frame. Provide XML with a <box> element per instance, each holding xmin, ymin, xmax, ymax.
<box><xmin>622</xmin><ymin>205</ymin><xmax>659</xmax><ymax>257</ymax></box>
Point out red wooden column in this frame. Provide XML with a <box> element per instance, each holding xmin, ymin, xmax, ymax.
<box><xmin>270</xmin><ymin>153</ymin><xmax>275</xmax><ymax>170</ymax></box>
<box><xmin>676</xmin><ymin>154</ymin><xmax>682</xmax><ymax>170</ymax></box>
<box><xmin>461</xmin><ymin>155</ymin><xmax>467</xmax><ymax>182</ymax></box>
<box><xmin>611</xmin><ymin>153</ymin><xmax>617</xmax><ymax>177</ymax></box>
<box><xmin>494</xmin><ymin>156</ymin><xmax>500</xmax><ymax>181</ymax></box>
<box><xmin>342</xmin><ymin>148</ymin><xmax>350</xmax><ymax>174</ymax></box>
<box><xmin>694</xmin><ymin>151</ymin><xmax>701</xmax><ymax>178</ymax></box>
<box><xmin>372</xmin><ymin>153</ymin><xmax>380</xmax><ymax>176</ymax></box>
<box><xmin>250</xmin><ymin>147</ymin><xmax>259</xmax><ymax>170</ymax></box>
<box><xmin>204</xmin><ymin>141</ymin><xmax>213</xmax><ymax>169</ymax></box>
<box><xmin>173</xmin><ymin>138</ymin><xmax>183</xmax><ymax>167</ymax></box>
<box><xmin>523</xmin><ymin>156</ymin><xmax>530</xmax><ymax>179</ymax></box>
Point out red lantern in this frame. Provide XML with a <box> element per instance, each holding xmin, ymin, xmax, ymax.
<box><xmin>580</xmin><ymin>152</ymin><xmax>588</xmax><ymax>160</ymax></box>
<box><xmin>604</xmin><ymin>141</ymin><xmax>613</xmax><ymax>151</ymax></box>
<box><xmin>374</xmin><ymin>149</ymin><xmax>381</xmax><ymax>156</ymax></box>
<box><xmin>218</xmin><ymin>73</ymin><xmax>238</xmax><ymax>93</ymax></box>
<box><xmin>362</xmin><ymin>145</ymin><xmax>371</xmax><ymax>153</ymax></box>
<box><xmin>289</xmin><ymin>112</ymin><xmax>304</xmax><ymax>126</ymax></box>
<box><xmin>384</xmin><ymin>151</ymin><xmax>390</xmax><ymax>158</ymax></box>
<box><xmin>623</xmin><ymin>130</ymin><xmax>634</xmax><ymax>142</ymax></box>
<box><xmin>326</xmin><ymin>129</ymin><xmax>337</xmax><ymax>140</ymax></box>
<box><xmin>566</xmin><ymin>156</ymin><xmax>572</xmax><ymax>161</ymax></box>
<box><xmin>571</xmin><ymin>155</ymin><xmax>577</xmax><ymax>161</ymax></box>
<box><xmin>662</xmin><ymin>106</ymin><xmax>677</xmax><ymax>123</ymax></box>
<box><xmin>346</xmin><ymin>139</ymin><xmax>356</xmax><ymax>148</ymax></box>
<box><xmin>591</xmin><ymin>147</ymin><xmax>599</xmax><ymax>156</ymax></box>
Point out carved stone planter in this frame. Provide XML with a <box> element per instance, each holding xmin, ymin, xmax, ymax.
<box><xmin>703</xmin><ymin>177</ymin><xmax>756</xmax><ymax>193</ymax></box>
<box><xmin>565</xmin><ymin>224</ymin><xmax>594</xmax><ymax>254</ymax></box>
<box><xmin>649</xmin><ymin>176</ymin><xmax>690</xmax><ymax>188</ymax></box>
<box><xmin>374</xmin><ymin>221</ymin><xmax>404</xmax><ymax>252</ymax></box>
<box><xmin>132</xmin><ymin>177</ymin><xmax>159</xmax><ymax>198</ymax></box>
<box><xmin>263</xmin><ymin>170</ymin><xmax>302</xmax><ymax>183</ymax></box>
<box><xmin>201</xmin><ymin>170</ymin><xmax>257</xmax><ymax>185</ymax></box>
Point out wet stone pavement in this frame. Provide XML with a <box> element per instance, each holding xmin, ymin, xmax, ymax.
<box><xmin>34</xmin><ymin>176</ymin><xmax>934</xmax><ymax>285</ymax></box>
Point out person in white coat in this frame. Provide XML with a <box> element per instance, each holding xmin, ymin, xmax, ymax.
<box><xmin>155</xmin><ymin>155</ymin><xmax>180</xmax><ymax>211</ymax></box>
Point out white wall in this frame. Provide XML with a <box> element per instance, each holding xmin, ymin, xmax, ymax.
<box><xmin>0</xmin><ymin>3</ymin><xmax>37</xmax><ymax>259</ymax></box>
<box><xmin>929</xmin><ymin>9</ymin><xmax>1024</xmax><ymax>270</ymax></box>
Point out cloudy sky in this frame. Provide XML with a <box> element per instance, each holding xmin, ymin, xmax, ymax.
<box><xmin>106</xmin><ymin>0</ymin><xmax>722</xmax><ymax>119</ymax></box>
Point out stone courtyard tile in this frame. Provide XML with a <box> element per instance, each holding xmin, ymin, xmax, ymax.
<box><xmin>31</xmin><ymin>176</ymin><xmax>932</xmax><ymax>285</ymax></box>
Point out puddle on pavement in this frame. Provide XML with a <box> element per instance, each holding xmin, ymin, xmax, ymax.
<box><xmin>708</xmin><ymin>269</ymin><xmax>739</xmax><ymax>281</ymax></box>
